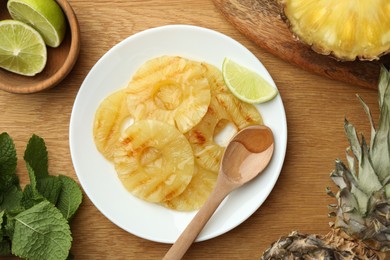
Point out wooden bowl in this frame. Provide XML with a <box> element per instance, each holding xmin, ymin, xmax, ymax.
<box><xmin>0</xmin><ymin>0</ymin><xmax>80</xmax><ymax>94</ymax></box>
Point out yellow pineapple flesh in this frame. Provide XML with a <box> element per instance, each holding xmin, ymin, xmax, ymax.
<box><xmin>162</xmin><ymin>165</ymin><xmax>217</xmax><ymax>211</ymax></box>
<box><xmin>126</xmin><ymin>56</ymin><xmax>211</xmax><ymax>133</ymax></box>
<box><xmin>280</xmin><ymin>0</ymin><xmax>390</xmax><ymax>60</ymax></box>
<box><xmin>186</xmin><ymin>63</ymin><xmax>263</xmax><ymax>172</ymax></box>
<box><xmin>93</xmin><ymin>89</ymin><xmax>132</xmax><ymax>161</ymax></box>
<box><xmin>113</xmin><ymin>120</ymin><xmax>194</xmax><ymax>203</ymax></box>
<box><xmin>93</xmin><ymin>57</ymin><xmax>264</xmax><ymax>212</ymax></box>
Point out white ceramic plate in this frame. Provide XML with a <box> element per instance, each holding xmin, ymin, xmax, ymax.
<box><xmin>69</xmin><ymin>25</ymin><xmax>287</xmax><ymax>243</ymax></box>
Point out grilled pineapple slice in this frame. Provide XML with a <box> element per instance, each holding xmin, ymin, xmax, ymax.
<box><xmin>93</xmin><ymin>89</ymin><xmax>131</xmax><ymax>161</ymax></box>
<box><xmin>127</xmin><ymin>56</ymin><xmax>211</xmax><ymax>133</ymax></box>
<box><xmin>186</xmin><ymin>63</ymin><xmax>263</xmax><ymax>172</ymax></box>
<box><xmin>113</xmin><ymin>120</ymin><xmax>194</xmax><ymax>203</ymax></box>
<box><xmin>201</xmin><ymin>62</ymin><xmax>230</xmax><ymax>95</ymax></box>
<box><xmin>279</xmin><ymin>0</ymin><xmax>390</xmax><ymax>60</ymax></box>
<box><xmin>162</xmin><ymin>165</ymin><xmax>217</xmax><ymax>211</ymax></box>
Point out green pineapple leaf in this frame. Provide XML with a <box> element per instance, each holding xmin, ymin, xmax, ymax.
<box><xmin>371</xmin><ymin>66</ymin><xmax>390</xmax><ymax>197</ymax></box>
<box><xmin>344</xmin><ymin>119</ymin><xmax>361</xmax><ymax>163</ymax></box>
<box><xmin>356</xmin><ymin>94</ymin><xmax>376</xmax><ymax>150</ymax></box>
<box><xmin>358</xmin><ymin>135</ymin><xmax>382</xmax><ymax>194</ymax></box>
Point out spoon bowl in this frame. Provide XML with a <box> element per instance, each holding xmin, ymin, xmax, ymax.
<box><xmin>221</xmin><ymin>125</ymin><xmax>274</xmax><ymax>184</ymax></box>
<box><xmin>164</xmin><ymin>125</ymin><xmax>274</xmax><ymax>260</ymax></box>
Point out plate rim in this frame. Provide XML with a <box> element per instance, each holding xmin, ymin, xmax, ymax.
<box><xmin>69</xmin><ymin>24</ymin><xmax>288</xmax><ymax>243</ymax></box>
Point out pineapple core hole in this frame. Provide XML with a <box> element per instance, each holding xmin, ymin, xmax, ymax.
<box><xmin>154</xmin><ymin>80</ymin><xmax>182</xmax><ymax>110</ymax></box>
<box><xmin>213</xmin><ymin>120</ymin><xmax>237</xmax><ymax>147</ymax></box>
<box><xmin>140</xmin><ymin>147</ymin><xmax>162</xmax><ymax>168</ymax></box>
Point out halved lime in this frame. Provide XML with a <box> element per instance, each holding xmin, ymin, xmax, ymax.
<box><xmin>0</xmin><ymin>20</ymin><xmax>47</xmax><ymax>76</ymax></box>
<box><xmin>7</xmin><ymin>0</ymin><xmax>66</xmax><ymax>48</ymax></box>
<box><xmin>222</xmin><ymin>58</ymin><xmax>278</xmax><ymax>104</ymax></box>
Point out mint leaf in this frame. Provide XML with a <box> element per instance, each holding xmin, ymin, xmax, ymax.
<box><xmin>22</xmin><ymin>164</ymin><xmax>62</xmax><ymax>207</ymax></box>
<box><xmin>26</xmin><ymin>162</ymin><xmax>38</xmax><ymax>193</ymax></box>
<box><xmin>37</xmin><ymin>176</ymin><xmax>63</xmax><ymax>205</ymax></box>
<box><xmin>0</xmin><ymin>133</ymin><xmax>19</xmax><ymax>191</ymax></box>
<box><xmin>21</xmin><ymin>163</ymin><xmax>45</xmax><ymax>209</ymax></box>
<box><xmin>56</xmin><ymin>175</ymin><xmax>82</xmax><ymax>220</ymax></box>
<box><xmin>12</xmin><ymin>201</ymin><xmax>72</xmax><ymax>260</ymax></box>
<box><xmin>0</xmin><ymin>211</ymin><xmax>11</xmax><ymax>256</ymax></box>
<box><xmin>24</xmin><ymin>135</ymin><xmax>48</xmax><ymax>179</ymax></box>
<box><xmin>0</xmin><ymin>186</ymin><xmax>23</xmax><ymax>212</ymax></box>
<box><xmin>3</xmin><ymin>212</ymin><xmax>16</xmax><ymax>239</ymax></box>
<box><xmin>21</xmin><ymin>185</ymin><xmax>45</xmax><ymax>210</ymax></box>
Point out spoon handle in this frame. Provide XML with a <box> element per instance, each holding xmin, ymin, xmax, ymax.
<box><xmin>163</xmin><ymin>176</ymin><xmax>235</xmax><ymax>260</ymax></box>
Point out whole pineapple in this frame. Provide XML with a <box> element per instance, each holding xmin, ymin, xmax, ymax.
<box><xmin>262</xmin><ymin>66</ymin><xmax>390</xmax><ymax>259</ymax></box>
<box><xmin>278</xmin><ymin>0</ymin><xmax>390</xmax><ymax>61</ymax></box>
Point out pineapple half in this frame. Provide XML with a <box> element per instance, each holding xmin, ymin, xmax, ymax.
<box><xmin>262</xmin><ymin>66</ymin><xmax>390</xmax><ymax>259</ymax></box>
<box><xmin>279</xmin><ymin>0</ymin><xmax>390</xmax><ymax>61</ymax></box>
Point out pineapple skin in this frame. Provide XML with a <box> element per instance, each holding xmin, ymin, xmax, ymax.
<box><xmin>262</xmin><ymin>230</ymin><xmax>383</xmax><ymax>260</ymax></box>
<box><xmin>278</xmin><ymin>0</ymin><xmax>390</xmax><ymax>61</ymax></box>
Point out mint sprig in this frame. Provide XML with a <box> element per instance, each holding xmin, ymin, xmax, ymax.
<box><xmin>0</xmin><ymin>133</ymin><xmax>83</xmax><ymax>259</ymax></box>
<box><xmin>0</xmin><ymin>133</ymin><xmax>19</xmax><ymax>192</ymax></box>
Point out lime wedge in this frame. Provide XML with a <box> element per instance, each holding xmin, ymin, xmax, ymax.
<box><xmin>222</xmin><ymin>58</ymin><xmax>278</xmax><ymax>104</ymax></box>
<box><xmin>0</xmin><ymin>20</ymin><xmax>47</xmax><ymax>76</ymax></box>
<box><xmin>7</xmin><ymin>0</ymin><xmax>66</xmax><ymax>47</ymax></box>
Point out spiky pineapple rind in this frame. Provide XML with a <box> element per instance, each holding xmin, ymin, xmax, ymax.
<box><xmin>262</xmin><ymin>230</ymin><xmax>382</xmax><ymax>260</ymax></box>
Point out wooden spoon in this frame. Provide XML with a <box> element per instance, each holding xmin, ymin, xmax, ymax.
<box><xmin>163</xmin><ymin>125</ymin><xmax>274</xmax><ymax>260</ymax></box>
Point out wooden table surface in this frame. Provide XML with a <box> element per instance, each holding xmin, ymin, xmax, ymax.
<box><xmin>0</xmin><ymin>0</ymin><xmax>381</xmax><ymax>259</ymax></box>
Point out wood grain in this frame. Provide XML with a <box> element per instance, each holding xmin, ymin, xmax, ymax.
<box><xmin>0</xmin><ymin>0</ymin><xmax>386</xmax><ymax>259</ymax></box>
<box><xmin>213</xmin><ymin>0</ymin><xmax>390</xmax><ymax>89</ymax></box>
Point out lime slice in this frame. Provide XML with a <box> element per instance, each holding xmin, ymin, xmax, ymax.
<box><xmin>0</xmin><ymin>20</ymin><xmax>47</xmax><ymax>76</ymax></box>
<box><xmin>222</xmin><ymin>58</ymin><xmax>278</xmax><ymax>104</ymax></box>
<box><xmin>7</xmin><ymin>0</ymin><xmax>66</xmax><ymax>47</ymax></box>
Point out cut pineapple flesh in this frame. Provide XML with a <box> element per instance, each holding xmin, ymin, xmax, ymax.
<box><xmin>162</xmin><ymin>165</ymin><xmax>217</xmax><ymax>211</ymax></box>
<box><xmin>127</xmin><ymin>56</ymin><xmax>211</xmax><ymax>133</ymax></box>
<box><xmin>187</xmin><ymin>63</ymin><xmax>263</xmax><ymax>172</ymax></box>
<box><xmin>93</xmin><ymin>56</ymin><xmax>263</xmax><ymax>211</ymax></box>
<box><xmin>114</xmin><ymin>120</ymin><xmax>194</xmax><ymax>203</ymax></box>
<box><xmin>280</xmin><ymin>0</ymin><xmax>390</xmax><ymax>60</ymax></box>
<box><xmin>93</xmin><ymin>89</ymin><xmax>132</xmax><ymax>161</ymax></box>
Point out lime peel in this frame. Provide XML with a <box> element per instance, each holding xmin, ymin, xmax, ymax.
<box><xmin>222</xmin><ymin>58</ymin><xmax>278</xmax><ymax>104</ymax></box>
<box><xmin>7</xmin><ymin>0</ymin><xmax>66</xmax><ymax>48</ymax></box>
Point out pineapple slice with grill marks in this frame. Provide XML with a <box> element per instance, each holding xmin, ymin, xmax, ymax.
<box><xmin>93</xmin><ymin>89</ymin><xmax>132</xmax><ymax>161</ymax></box>
<box><xmin>279</xmin><ymin>0</ymin><xmax>390</xmax><ymax>60</ymax></box>
<box><xmin>162</xmin><ymin>165</ymin><xmax>217</xmax><ymax>211</ymax></box>
<box><xmin>126</xmin><ymin>56</ymin><xmax>211</xmax><ymax>133</ymax></box>
<box><xmin>114</xmin><ymin>120</ymin><xmax>194</xmax><ymax>203</ymax></box>
<box><xmin>186</xmin><ymin>63</ymin><xmax>263</xmax><ymax>172</ymax></box>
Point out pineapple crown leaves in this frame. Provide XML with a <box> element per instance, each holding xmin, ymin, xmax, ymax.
<box><xmin>327</xmin><ymin>65</ymin><xmax>390</xmax><ymax>252</ymax></box>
